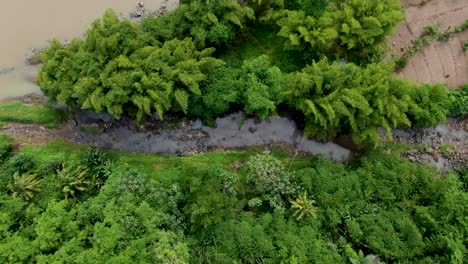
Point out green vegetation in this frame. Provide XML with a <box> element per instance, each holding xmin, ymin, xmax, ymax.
<box><xmin>142</xmin><ymin>0</ymin><xmax>254</xmax><ymax>47</ymax></box>
<box><xmin>264</xmin><ymin>0</ymin><xmax>404</xmax><ymax>63</ymax></box>
<box><xmin>17</xmin><ymin>2</ymin><xmax>467</xmax><ymax>262</ymax></box>
<box><xmin>79</xmin><ymin>125</ymin><xmax>100</xmax><ymax>135</ymax></box>
<box><xmin>0</xmin><ymin>101</ymin><xmax>65</xmax><ymax>128</ymax></box>
<box><xmin>0</xmin><ymin>134</ymin><xmax>14</xmax><ymax>164</ymax></box>
<box><xmin>439</xmin><ymin>143</ymin><xmax>455</xmax><ymax>157</ymax></box>
<box><xmin>0</xmin><ymin>141</ymin><xmax>466</xmax><ymax>263</ymax></box>
<box><xmin>37</xmin><ymin>0</ymin><xmax>451</xmax><ymax>146</ymax></box>
<box><xmin>285</xmin><ymin>60</ymin><xmax>448</xmax><ymax>145</ymax></box>
<box><xmin>395</xmin><ymin>20</ymin><xmax>468</xmax><ymax>71</ymax></box>
<box><xmin>448</xmin><ymin>84</ymin><xmax>468</xmax><ymax>117</ymax></box>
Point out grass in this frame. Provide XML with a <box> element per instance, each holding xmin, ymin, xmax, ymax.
<box><xmin>439</xmin><ymin>143</ymin><xmax>455</xmax><ymax>157</ymax></box>
<box><xmin>380</xmin><ymin>142</ymin><xmax>428</xmax><ymax>153</ymax></box>
<box><xmin>0</xmin><ymin>101</ymin><xmax>66</xmax><ymax>128</ymax></box>
<box><xmin>20</xmin><ymin>140</ymin><xmax>315</xmax><ymax>178</ymax></box>
<box><xmin>79</xmin><ymin>125</ymin><xmax>100</xmax><ymax>135</ymax></box>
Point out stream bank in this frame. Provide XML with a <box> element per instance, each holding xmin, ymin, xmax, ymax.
<box><xmin>74</xmin><ymin>111</ymin><xmax>353</xmax><ymax>162</ymax></box>
<box><xmin>1</xmin><ymin>95</ymin><xmax>466</xmax><ymax>170</ymax></box>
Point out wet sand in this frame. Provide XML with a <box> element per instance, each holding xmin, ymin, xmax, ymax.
<box><xmin>0</xmin><ymin>0</ymin><xmax>170</xmax><ymax>100</ymax></box>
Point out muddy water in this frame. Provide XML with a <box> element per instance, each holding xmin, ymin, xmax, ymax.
<box><xmin>77</xmin><ymin>112</ymin><xmax>353</xmax><ymax>162</ymax></box>
<box><xmin>0</xmin><ymin>0</ymin><xmax>171</xmax><ymax>100</ymax></box>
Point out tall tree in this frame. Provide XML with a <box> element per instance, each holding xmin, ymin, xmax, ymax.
<box><xmin>142</xmin><ymin>0</ymin><xmax>255</xmax><ymax>47</ymax></box>
<box><xmin>38</xmin><ymin>10</ymin><xmax>223</xmax><ymax>122</ymax></box>
<box><xmin>285</xmin><ymin>59</ymin><xmax>448</xmax><ymax>145</ymax></box>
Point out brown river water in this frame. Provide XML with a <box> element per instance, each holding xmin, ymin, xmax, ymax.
<box><xmin>0</xmin><ymin>0</ymin><xmax>171</xmax><ymax>100</ymax></box>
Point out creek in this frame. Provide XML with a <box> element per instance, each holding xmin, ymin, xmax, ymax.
<box><xmin>76</xmin><ymin>111</ymin><xmax>353</xmax><ymax>162</ymax></box>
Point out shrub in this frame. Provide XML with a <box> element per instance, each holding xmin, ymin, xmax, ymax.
<box><xmin>55</xmin><ymin>163</ymin><xmax>91</xmax><ymax>202</ymax></box>
<box><xmin>0</xmin><ymin>134</ymin><xmax>13</xmax><ymax>164</ymax></box>
<box><xmin>7</xmin><ymin>153</ymin><xmax>36</xmax><ymax>174</ymax></box>
<box><xmin>447</xmin><ymin>85</ymin><xmax>468</xmax><ymax>116</ymax></box>
<box><xmin>8</xmin><ymin>173</ymin><xmax>42</xmax><ymax>201</ymax></box>
<box><xmin>83</xmin><ymin>145</ymin><xmax>107</xmax><ymax>180</ymax></box>
<box><xmin>394</xmin><ymin>56</ymin><xmax>408</xmax><ymax>71</ymax></box>
<box><xmin>245</xmin><ymin>154</ymin><xmax>301</xmax><ymax>212</ymax></box>
<box><xmin>408</xmin><ymin>83</ymin><xmax>450</xmax><ymax>127</ymax></box>
<box><xmin>37</xmin><ymin>157</ymin><xmax>64</xmax><ymax>177</ymax></box>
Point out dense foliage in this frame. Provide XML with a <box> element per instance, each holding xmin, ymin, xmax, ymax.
<box><xmin>6</xmin><ymin>0</ymin><xmax>467</xmax><ymax>262</ymax></box>
<box><xmin>189</xmin><ymin>55</ymin><xmax>284</xmax><ymax>120</ymax></box>
<box><xmin>1</xmin><ymin>144</ymin><xmax>467</xmax><ymax>263</ymax></box>
<box><xmin>448</xmin><ymin>84</ymin><xmax>468</xmax><ymax>117</ymax></box>
<box><xmin>38</xmin><ymin>0</ymin><xmax>450</xmax><ymax>146</ymax></box>
<box><xmin>142</xmin><ymin>0</ymin><xmax>254</xmax><ymax>47</ymax></box>
<box><xmin>264</xmin><ymin>0</ymin><xmax>404</xmax><ymax>62</ymax></box>
<box><xmin>0</xmin><ymin>135</ymin><xmax>13</xmax><ymax>165</ymax></box>
<box><xmin>284</xmin><ymin>60</ymin><xmax>449</xmax><ymax>145</ymax></box>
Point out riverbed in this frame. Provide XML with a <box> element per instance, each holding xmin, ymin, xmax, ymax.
<box><xmin>0</xmin><ymin>0</ymin><xmax>173</xmax><ymax>100</ymax></box>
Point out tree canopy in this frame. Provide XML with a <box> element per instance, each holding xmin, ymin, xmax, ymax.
<box><xmin>284</xmin><ymin>59</ymin><xmax>449</xmax><ymax>145</ymax></box>
<box><xmin>1</xmin><ymin>144</ymin><xmax>466</xmax><ymax>263</ymax></box>
<box><xmin>38</xmin><ymin>1</ymin><xmax>448</xmax><ymax>146</ymax></box>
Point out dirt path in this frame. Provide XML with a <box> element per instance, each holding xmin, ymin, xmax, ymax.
<box><xmin>389</xmin><ymin>0</ymin><xmax>468</xmax><ymax>88</ymax></box>
<box><xmin>0</xmin><ymin>121</ymin><xmax>86</xmax><ymax>145</ymax></box>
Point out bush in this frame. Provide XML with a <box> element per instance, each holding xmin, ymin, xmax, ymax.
<box><xmin>188</xmin><ymin>55</ymin><xmax>283</xmax><ymax>120</ymax></box>
<box><xmin>409</xmin><ymin>83</ymin><xmax>450</xmax><ymax>127</ymax></box>
<box><xmin>447</xmin><ymin>84</ymin><xmax>468</xmax><ymax>116</ymax></box>
<box><xmin>245</xmin><ymin>154</ymin><xmax>301</xmax><ymax>212</ymax></box>
<box><xmin>8</xmin><ymin>173</ymin><xmax>42</xmax><ymax>201</ymax></box>
<box><xmin>394</xmin><ymin>56</ymin><xmax>408</xmax><ymax>71</ymax></box>
<box><xmin>7</xmin><ymin>153</ymin><xmax>36</xmax><ymax>174</ymax></box>
<box><xmin>83</xmin><ymin>145</ymin><xmax>107</xmax><ymax>179</ymax></box>
<box><xmin>0</xmin><ymin>134</ymin><xmax>13</xmax><ymax>164</ymax></box>
<box><xmin>37</xmin><ymin>157</ymin><xmax>64</xmax><ymax>177</ymax></box>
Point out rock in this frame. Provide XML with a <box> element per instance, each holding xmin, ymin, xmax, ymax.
<box><xmin>232</xmin><ymin>160</ymin><xmax>244</xmax><ymax>170</ymax></box>
<box><xmin>130</xmin><ymin>4</ymin><xmax>146</xmax><ymax>18</ymax></box>
<box><xmin>248</xmin><ymin>127</ymin><xmax>257</xmax><ymax>133</ymax></box>
<box><xmin>0</xmin><ymin>67</ymin><xmax>15</xmax><ymax>75</ymax></box>
<box><xmin>263</xmin><ymin>145</ymin><xmax>271</xmax><ymax>155</ymax></box>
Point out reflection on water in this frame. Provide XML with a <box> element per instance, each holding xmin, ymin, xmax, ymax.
<box><xmin>0</xmin><ymin>0</ymin><xmax>167</xmax><ymax>100</ymax></box>
<box><xmin>77</xmin><ymin>112</ymin><xmax>353</xmax><ymax>162</ymax></box>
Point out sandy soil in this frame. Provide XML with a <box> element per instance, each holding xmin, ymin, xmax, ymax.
<box><xmin>389</xmin><ymin>0</ymin><xmax>468</xmax><ymax>88</ymax></box>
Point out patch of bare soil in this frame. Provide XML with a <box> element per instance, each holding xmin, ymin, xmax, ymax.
<box><xmin>390</xmin><ymin>0</ymin><xmax>468</xmax><ymax>88</ymax></box>
<box><xmin>0</xmin><ymin>121</ymin><xmax>85</xmax><ymax>146</ymax></box>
